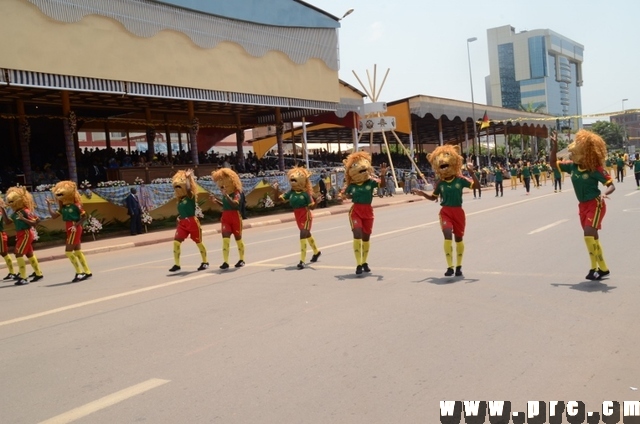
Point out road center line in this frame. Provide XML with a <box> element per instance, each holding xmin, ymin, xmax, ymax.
<box><xmin>625</xmin><ymin>190</ymin><xmax>639</xmax><ymax>196</ymax></box>
<box><xmin>38</xmin><ymin>378</ymin><xmax>170</xmax><ymax>424</ymax></box>
<box><xmin>528</xmin><ymin>219</ymin><xmax>569</xmax><ymax>234</ymax></box>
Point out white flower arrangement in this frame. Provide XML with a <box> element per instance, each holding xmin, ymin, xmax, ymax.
<box><xmin>97</xmin><ymin>180</ymin><xmax>127</xmax><ymax>188</ymax></box>
<box><xmin>195</xmin><ymin>204</ymin><xmax>204</xmax><ymax>219</ymax></box>
<box><xmin>259</xmin><ymin>194</ymin><xmax>275</xmax><ymax>208</ymax></box>
<box><xmin>134</xmin><ymin>177</ymin><xmax>145</xmax><ymax>185</ymax></box>
<box><xmin>197</xmin><ymin>175</ymin><xmax>213</xmax><ymax>181</ymax></box>
<box><xmin>237</xmin><ymin>173</ymin><xmax>254</xmax><ymax>179</ymax></box>
<box><xmin>141</xmin><ymin>208</ymin><xmax>153</xmax><ymax>225</ymax></box>
<box><xmin>151</xmin><ymin>177</ymin><xmax>172</xmax><ymax>184</ymax></box>
<box><xmin>83</xmin><ymin>216</ymin><xmax>103</xmax><ymax>234</ymax></box>
<box><xmin>31</xmin><ymin>227</ymin><xmax>39</xmax><ymax>241</ymax></box>
<box><xmin>35</xmin><ymin>184</ymin><xmax>55</xmax><ymax>192</ymax></box>
<box><xmin>79</xmin><ymin>180</ymin><xmax>92</xmax><ymax>190</ymax></box>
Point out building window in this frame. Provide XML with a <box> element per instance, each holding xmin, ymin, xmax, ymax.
<box><xmin>498</xmin><ymin>43</ymin><xmax>521</xmax><ymax>110</ymax></box>
<box><xmin>528</xmin><ymin>36</ymin><xmax>547</xmax><ymax>79</ymax></box>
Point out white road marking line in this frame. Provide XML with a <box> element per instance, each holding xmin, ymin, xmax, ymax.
<box><xmin>528</xmin><ymin>219</ymin><xmax>569</xmax><ymax>234</ymax></box>
<box><xmin>38</xmin><ymin>378</ymin><xmax>170</xmax><ymax>424</ymax></box>
<box><xmin>1</xmin><ymin>193</ymin><xmax>564</xmax><ymax>327</ymax></box>
<box><xmin>625</xmin><ymin>190</ymin><xmax>639</xmax><ymax>196</ymax></box>
<box><xmin>0</xmin><ymin>274</ymin><xmax>210</xmax><ymax>327</ymax></box>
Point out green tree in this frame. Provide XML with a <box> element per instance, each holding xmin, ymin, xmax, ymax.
<box><xmin>589</xmin><ymin>121</ymin><xmax>624</xmax><ymax>149</ymax></box>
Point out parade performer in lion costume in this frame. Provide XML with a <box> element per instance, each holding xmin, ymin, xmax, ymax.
<box><xmin>341</xmin><ymin>151</ymin><xmax>379</xmax><ymax>275</ymax></box>
<box><xmin>274</xmin><ymin>166</ymin><xmax>322</xmax><ymax>269</ymax></box>
<box><xmin>550</xmin><ymin>130</ymin><xmax>615</xmax><ymax>280</ymax></box>
<box><xmin>0</xmin><ymin>196</ymin><xmax>18</xmax><ymax>281</ymax></box>
<box><xmin>411</xmin><ymin>145</ymin><xmax>479</xmax><ymax>277</ymax></box>
<box><xmin>211</xmin><ymin>168</ymin><xmax>245</xmax><ymax>269</ymax></box>
<box><xmin>5</xmin><ymin>186</ymin><xmax>43</xmax><ymax>285</ymax></box>
<box><xmin>169</xmin><ymin>169</ymin><xmax>209</xmax><ymax>272</ymax></box>
<box><xmin>46</xmin><ymin>181</ymin><xmax>92</xmax><ymax>282</ymax></box>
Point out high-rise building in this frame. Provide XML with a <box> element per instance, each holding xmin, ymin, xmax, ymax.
<box><xmin>486</xmin><ymin>25</ymin><xmax>584</xmax><ymax>130</ymax></box>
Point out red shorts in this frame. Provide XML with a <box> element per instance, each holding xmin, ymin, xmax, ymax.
<box><xmin>15</xmin><ymin>229</ymin><xmax>34</xmax><ymax>256</ymax></box>
<box><xmin>65</xmin><ymin>221</ymin><xmax>83</xmax><ymax>245</ymax></box>
<box><xmin>175</xmin><ymin>216</ymin><xmax>202</xmax><ymax>243</ymax></box>
<box><xmin>221</xmin><ymin>210</ymin><xmax>242</xmax><ymax>238</ymax></box>
<box><xmin>579</xmin><ymin>197</ymin><xmax>606</xmax><ymax>230</ymax></box>
<box><xmin>1</xmin><ymin>231</ymin><xmax>8</xmax><ymax>255</ymax></box>
<box><xmin>349</xmin><ymin>203</ymin><xmax>374</xmax><ymax>235</ymax></box>
<box><xmin>293</xmin><ymin>207</ymin><xmax>312</xmax><ymax>231</ymax></box>
<box><xmin>440</xmin><ymin>206</ymin><xmax>466</xmax><ymax>237</ymax></box>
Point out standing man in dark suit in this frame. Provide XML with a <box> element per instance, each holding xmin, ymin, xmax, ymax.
<box><xmin>318</xmin><ymin>171</ymin><xmax>328</xmax><ymax>208</ymax></box>
<box><xmin>125</xmin><ymin>187</ymin><xmax>143</xmax><ymax>235</ymax></box>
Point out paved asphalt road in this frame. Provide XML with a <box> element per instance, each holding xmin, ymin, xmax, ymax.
<box><xmin>1</xmin><ymin>183</ymin><xmax>639</xmax><ymax>424</ymax></box>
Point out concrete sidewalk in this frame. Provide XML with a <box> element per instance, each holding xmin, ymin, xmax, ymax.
<box><xmin>22</xmin><ymin>194</ymin><xmax>425</xmax><ymax>264</ymax></box>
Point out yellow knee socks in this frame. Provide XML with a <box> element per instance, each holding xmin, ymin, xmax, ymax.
<box><xmin>362</xmin><ymin>241</ymin><xmax>370</xmax><ymax>264</ymax></box>
<box><xmin>173</xmin><ymin>240</ymin><xmax>181</xmax><ymax>266</ymax></box>
<box><xmin>307</xmin><ymin>236</ymin><xmax>319</xmax><ymax>254</ymax></box>
<box><xmin>222</xmin><ymin>238</ymin><xmax>230</xmax><ymax>263</ymax></box>
<box><xmin>28</xmin><ymin>255</ymin><xmax>42</xmax><ymax>277</ymax></box>
<box><xmin>594</xmin><ymin>239</ymin><xmax>609</xmax><ymax>272</ymax></box>
<box><xmin>299</xmin><ymin>239</ymin><xmax>307</xmax><ymax>262</ymax></box>
<box><xmin>455</xmin><ymin>241</ymin><xmax>465</xmax><ymax>267</ymax></box>
<box><xmin>66</xmin><ymin>251</ymin><xmax>82</xmax><ymax>273</ymax></box>
<box><xmin>3</xmin><ymin>255</ymin><xmax>15</xmax><ymax>274</ymax></box>
<box><xmin>73</xmin><ymin>250</ymin><xmax>91</xmax><ymax>274</ymax></box>
<box><xmin>444</xmin><ymin>240</ymin><xmax>453</xmax><ymax>268</ymax></box>
<box><xmin>236</xmin><ymin>239</ymin><xmax>245</xmax><ymax>261</ymax></box>
<box><xmin>584</xmin><ymin>236</ymin><xmax>597</xmax><ymax>269</ymax></box>
<box><xmin>353</xmin><ymin>239</ymin><xmax>362</xmax><ymax>265</ymax></box>
<box><xmin>196</xmin><ymin>242</ymin><xmax>208</xmax><ymax>263</ymax></box>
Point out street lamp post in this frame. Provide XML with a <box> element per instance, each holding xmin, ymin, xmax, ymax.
<box><xmin>466</xmin><ymin>37</ymin><xmax>479</xmax><ymax>166</ymax></box>
<box><xmin>622</xmin><ymin>98</ymin><xmax>629</xmax><ymax>151</ymax></box>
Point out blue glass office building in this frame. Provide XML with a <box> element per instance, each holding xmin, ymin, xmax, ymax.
<box><xmin>486</xmin><ymin>25</ymin><xmax>583</xmax><ymax>129</ymax></box>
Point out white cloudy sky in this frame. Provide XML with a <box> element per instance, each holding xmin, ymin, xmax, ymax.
<box><xmin>310</xmin><ymin>0</ymin><xmax>639</xmax><ymax>122</ymax></box>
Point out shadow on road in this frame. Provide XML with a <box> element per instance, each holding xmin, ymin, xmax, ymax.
<box><xmin>335</xmin><ymin>273</ymin><xmax>384</xmax><ymax>282</ymax></box>
<box><xmin>551</xmin><ymin>280</ymin><xmax>616</xmax><ymax>293</ymax></box>
<box><xmin>419</xmin><ymin>276</ymin><xmax>480</xmax><ymax>285</ymax></box>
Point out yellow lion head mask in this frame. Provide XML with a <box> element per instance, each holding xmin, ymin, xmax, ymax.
<box><xmin>343</xmin><ymin>151</ymin><xmax>373</xmax><ymax>185</ymax></box>
<box><xmin>568</xmin><ymin>130</ymin><xmax>607</xmax><ymax>171</ymax></box>
<box><xmin>428</xmin><ymin>145</ymin><xmax>464</xmax><ymax>180</ymax></box>
<box><xmin>172</xmin><ymin>169</ymin><xmax>197</xmax><ymax>199</ymax></box>
<box><xmin>52</xmin><ymin>180</ymin><xmax>81</xmax><ymax>207</ymax></box>
<box><xmin>287</xmin><ymin>166</ymin><xmax>312</xmax><ymax>193</ymax></box>
<box><xmin>212</xmin><ymin>168</ymin><xmax>243</xmax><ymax>195</ymax></box>
<box><xmin>6</xmin><ymin>186</ymin><xmax>35</xmax><ymax>211</ymax></box>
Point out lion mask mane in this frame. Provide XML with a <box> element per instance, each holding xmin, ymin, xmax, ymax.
<box><xmin>6</xmin><ymin>186</ymin><xmax>35</xmax><ymax>211</ymax></box>
<box><xmin>52</xmin><ymin>180</ymin><xmax>82</xmax><ymax>207</ymax></box>
<box><xmin>428</xmin><ymin>145</ymin><xmax>464</xmax><ymax>180</ymax></box>
<box><xmin>568</xmin><ymin>130</ymin><xmax>607</xmax><ymax>171</ymax></box>
<box><xmin>172</xmin><ymin>169</ymin><xmax>197</xmax><ymax>199</ymax></box>
<box><xmin>287</xmin><ymin>166</ymin><xmax>312</xmax><ymax>194</ymax></box>
<box><xmin>343</xmin><ymin>151</ymin><xmax>373</xmax><ymax>186</ymax></box>
<box><xmin>212</xmin><ymin>168</ymin><xmax>243</xmax><ymax>195</ymax></box>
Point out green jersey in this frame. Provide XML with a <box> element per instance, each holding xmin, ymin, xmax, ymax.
<box><xmin>222</xmin><ymin>191</ymin><xmax>241</xmax><ymax>211</ymax></box>
<box><xmin>10</xmin><ymin>208</ymin><xmax>34</xmax><ymax>231</ymax></box>
<box><xmin>60</xmin><ymin>203</ymin><xmax>84</xmax><ymax>222</ymax></box>
<box><xmin>634</xmin><ymin>160</ymin><xmax>640</xmax><ymax>173</ymax></box>
<box><xmin>177</xmin><ymin>195</ymin><xmax>196</xmax><ymax>218</ymax></box>
<box><xmin>509</xmin><ymin>168</ymin><xmax>517</xmax><ymax>177</ymax></box>
<box><xmin>283</xmin><ymin>190</ymin><xmax>312</xmax><ymax>209</ymax></box>
<box><xmin>433</xmin><ymin>176</ymin><xmax>473</xmax><ymax>207</ymax></box>
<box><xmin>494</xmin><ymin>168</ymin><xmax>504</xmax><ymax>182</ymax></box>
<box><xmin>558</xmin><ymin>162</ymin><xmax>613</xmax><ymax>202</ymax></box>
<box><xmin>521</xmin><ymin>167</ymin><xmax>531</xmax><ymax>178</ymax></box>
<box><xmin>345</xmin><ymin>179</ymin><xmax>377</xmax><ymax>204</ymax></box>
<box><xmin>532</xmin><ymin>165</ymin><xmax>541</xmax><ymax>175</ymax></box>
